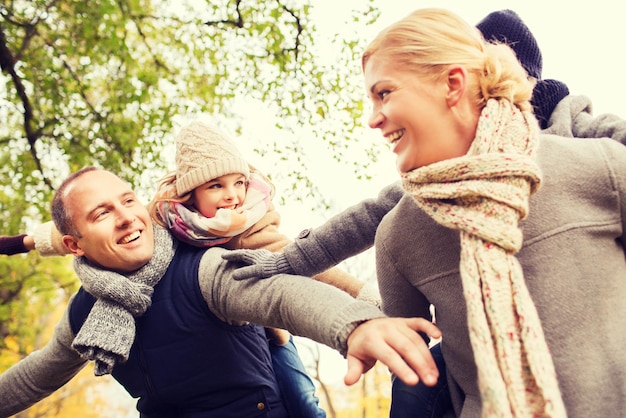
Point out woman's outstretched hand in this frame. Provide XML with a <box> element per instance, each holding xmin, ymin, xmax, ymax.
<box><xmin>221</xmin><ymin>249</ymin><xmax>295</xmax><ymax>280</ymax></box>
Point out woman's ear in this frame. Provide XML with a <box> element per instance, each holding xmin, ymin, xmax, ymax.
<box><xmin>62</xmin><ymin>235</ymin><xmax>84</xmax><ymax>257</ymax></box>
<box><xmin>445</xmin><ymin>65</ymin><xmax>467</xmax><ymax>107</ymax></box>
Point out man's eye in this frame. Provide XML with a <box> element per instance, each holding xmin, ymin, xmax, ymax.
<box><xmin>378</xmin><ymin>90</ymin><xmax>390</xmax><ymax>100</ymax></box>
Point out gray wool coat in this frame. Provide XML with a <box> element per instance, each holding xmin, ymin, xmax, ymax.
<box><xmin>376</xmin><ymin>134</ymin><xmax>626</xmax><ymax>417</ymax></box>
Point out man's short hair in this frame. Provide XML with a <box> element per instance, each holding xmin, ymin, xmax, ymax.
<box><xmin>51</xmin><ymin>166</ymin><xmax>99</xmax><ymax>236</ymax></box>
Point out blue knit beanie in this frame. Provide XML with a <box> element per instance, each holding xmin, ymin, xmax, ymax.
<box><xmin>477</xmin><ymin>10</ymin><xmax>569</xmax><ymax>129</ymax></box>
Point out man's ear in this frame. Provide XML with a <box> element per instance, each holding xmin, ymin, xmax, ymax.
<box><xmin>445</xmin><ymin>65</ymin><xmax>467</xmax><ymax>107</ymax></box>
<box><xmin>62</xmin><ymin>235</ymin><xmax>85</xmax><ymax>257</ymax></box>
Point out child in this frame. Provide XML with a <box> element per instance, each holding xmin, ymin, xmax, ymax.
<box><xmin>151</xmin><ymin>121</ymin><xmax>329</xmax><ymax>417</ymax></box>
<box><xmin>1</xmin><ymin>121</ymin><xmax>379</xmax><ymax>418</ymax></box>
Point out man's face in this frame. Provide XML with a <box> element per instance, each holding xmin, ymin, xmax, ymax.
<box><xmin>62</xmin><ymin>170</ymin><xmax>154</xmax><ymax>273</ymax></box>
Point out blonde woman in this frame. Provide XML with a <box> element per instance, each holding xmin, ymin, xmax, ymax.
<box><xmin>226</xmin><ymin>8</ymin><xmax>626</xmax><ymax>417</ymax></box>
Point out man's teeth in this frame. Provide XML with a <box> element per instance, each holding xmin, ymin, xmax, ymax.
<box><xmin>120</xmin><ymin>231</ymin><xmax>140</xmax><ymax>244</ymax></box>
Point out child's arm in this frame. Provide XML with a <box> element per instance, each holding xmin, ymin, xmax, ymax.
<box><xmin>545</xmin><ymin>95</ymin><xmax>626</xmax><ymax>145</ymax></box>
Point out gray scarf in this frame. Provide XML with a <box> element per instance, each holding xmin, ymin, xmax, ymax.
<box><xmin>71</xmin><ymin>224</ymin><xmax>177</xmax><ymax>376</ymax></box>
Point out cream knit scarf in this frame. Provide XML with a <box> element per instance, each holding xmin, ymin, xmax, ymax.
<box><xmin>71</xmin><ymin>224</ymin><xmax>177</xmax><ymax>376</ymax></box>
<box><xmin>402</xmin><ymin>99</ymin><xmax>566</xmax><ymax>417</ymax></box>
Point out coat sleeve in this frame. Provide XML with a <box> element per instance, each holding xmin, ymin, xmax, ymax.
<box><xmin>282</xmin><ymin>182</ymin><xmax>404</xmax><ymax>277</ymax></box>
<box><xmin>224</xmin><ymin>203</ymin><xmax>373</xmax><ymax>299</ymax></box>
<box><xmin>545</xmin><ymin>95</ymin><xmax>626</xmax><ymax>146</ymax></box>
<box><xmin>197</xmin><ymin>247</ymin><xmax>386</xmax><ymax>356</ymax></box>
<box><xmin>602</xmin><ymin>138</ymin><xmax>626</xmax><ymax>250</ymax></box>
<box><xmin>0</xmin><ymin>298</ymin><xmax>88</xmax><ymax>416</ymax></box>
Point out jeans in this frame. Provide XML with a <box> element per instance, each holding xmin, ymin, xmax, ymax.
<box><xmin>270</xmin><ymin>336</ymin><xmax>326</xmax><ymax>418</ymax></box>
<box><xmin>390</xmin><ymin>342</ymin><xmax>452</xmax><ymax>418</ymax></box>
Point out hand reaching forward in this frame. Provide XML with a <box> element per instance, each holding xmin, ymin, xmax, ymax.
<box><xmin>344</xmin><ymin>317</ymin><xmax>441</xmax><ymax>387</ymax></box>
<box><xmin>222</xmin><ymin>249</ymin><xmax>294</xmax><ymax>280</ymax></box>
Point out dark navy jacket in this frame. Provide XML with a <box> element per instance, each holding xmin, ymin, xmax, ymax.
<box><xmin>69</xmin><ymin>243</ymin><xmax>288</xmax><ymax>418</ymax></box>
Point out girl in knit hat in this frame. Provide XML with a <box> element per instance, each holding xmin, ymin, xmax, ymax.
<box><xmin>225</xmin><ymin>8</ymin><xmax>626</xmax><ymax>418</ymax></box>
<box><xmin>148</xmin><ymin>121</ymin><xmax>378</xmax><ymax>417</ymax></box>
<box><xmin>146</xmin><ymin>121</ymin><xmax>324</xmax><ymax>417</ymax></box>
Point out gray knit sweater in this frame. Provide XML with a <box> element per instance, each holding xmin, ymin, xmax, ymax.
<box><xmin>376</xmin><ymin>134</ymin><xmax>626</xmax><ymax>417</ymax></box>
<box><xmin>0</xmin><ymin>247</ymin><xmax>384</xmax><ymax>416</ymax></box>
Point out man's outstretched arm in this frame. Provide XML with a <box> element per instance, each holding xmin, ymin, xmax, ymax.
<box><xmin>201</xmin><ymin>247</ymin><xmax>440</xmax><ymax>387</ymax></box>
<box><xmin>0</xmin><ymin>300</ymin><xmax>87</xmax><ymax>417</ymax></box>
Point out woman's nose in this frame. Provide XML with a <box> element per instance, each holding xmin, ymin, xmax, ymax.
<box><xmin>368</xmin><ymin>108</ymin><xmax>384</xmax><ymax>129</ymax></box>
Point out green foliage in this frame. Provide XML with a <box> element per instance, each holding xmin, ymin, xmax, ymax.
<box><xmin>0</xmin><ymin>0</ymin><xmax>381</xmax><ymax>216</ymax></box>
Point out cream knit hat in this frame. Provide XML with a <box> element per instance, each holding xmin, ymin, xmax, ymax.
<box><xmin>174</xmin><ymin>122</ymin><xmax>250</xmax><ymax>195</ymax></box>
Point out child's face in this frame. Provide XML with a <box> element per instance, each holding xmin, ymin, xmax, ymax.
<box><xmin>191</xmin><ymin>173</ymin><xmax>247</xmax><ymax>218</ymax></box>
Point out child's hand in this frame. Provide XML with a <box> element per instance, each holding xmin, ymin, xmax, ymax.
<box><xmin>222</xmin><ymin>249</ymin><xmax>295</xmax><ymax>280</ymax></box>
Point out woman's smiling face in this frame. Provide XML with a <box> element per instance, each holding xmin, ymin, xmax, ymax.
<box><xmin>364</xmin><ymin>55</ymin><xmax>472</xmax><ymax>173</ymax></box>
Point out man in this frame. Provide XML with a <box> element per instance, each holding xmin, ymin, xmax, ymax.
<box><xmin>0</xmin><ymin>167</ymin><xmax>441</xmax><ymax>418</ymax></box>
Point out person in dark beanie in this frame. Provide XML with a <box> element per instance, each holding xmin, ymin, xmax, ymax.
<box><xmin>476</xmin><ymin>9</ymin><xmax>571</xmax><ymax>130</ymax></box>
<box><xmin>477</xmin><ymin>9</ymin><xmax>626</xmax><ymax>144</ymax></box>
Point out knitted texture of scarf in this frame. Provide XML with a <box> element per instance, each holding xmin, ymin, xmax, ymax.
<box><xmin>158</xmin><ymin>173</ymin><xmax>272</xmax><ymax>248</ymax></box>
<box><xmin>71</xmin><ymin>224</ymin><xmax>177</xmax><ymax>376</ymax></box>
<box><xmin>402</xmin><ymin>99</ymin><xmax>566</xmax><ymax>417</ymax></box>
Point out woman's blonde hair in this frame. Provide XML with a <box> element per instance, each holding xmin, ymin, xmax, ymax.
<box><xmin>147</xmin><ymin>164</ymin><xmax>275</xmax><ymax>228</ymax></box>
<box><xmin>362</xmin><ymin>8</ymin><xmax>535</xmax><ymax>112</ymax></box>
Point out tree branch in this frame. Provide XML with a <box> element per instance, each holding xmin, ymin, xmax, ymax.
<box><xmin>204</xmin><ymin>0</ymin><xmax>244</xmax><ymax>28</ymax></box>
<box><xmin>0</xmin><ymin>23</ymin><xmax>53</xmax><ymax>190</ymax></box>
